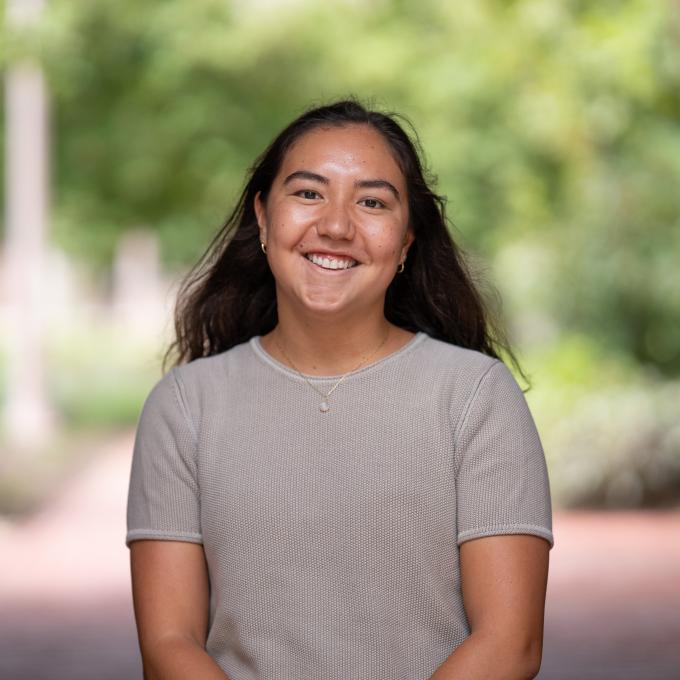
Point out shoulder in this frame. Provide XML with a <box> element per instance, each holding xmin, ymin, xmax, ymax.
<box><xmin>412</xmin><ymin>333</ymin><xmax>501</xmax><ymax>385</ymax></box>
<box><xmin>172</xmin><ymin>339</ymin><xmax>252</xmax><ymax>386</ymax></box>
<box><xmin>154</xmin><ymin>339</ymin><xmax>255</xmax><ymax>415</ymax></box>
<box><xmin>407</xmin><ymin>334</ymin><xmax>528</xmax><ymax>422</ymax></box>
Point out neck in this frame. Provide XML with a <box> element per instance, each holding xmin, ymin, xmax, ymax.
<box><xmin>262</xmin><ymin>308</ymin><xmax>400</xmax><ymax>376</ymax></box>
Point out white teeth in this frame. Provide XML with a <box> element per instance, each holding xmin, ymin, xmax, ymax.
<box><xmin>305</xmin><ymin>253</ymin><xmax>357</xmax><ymax>270</ymax></box>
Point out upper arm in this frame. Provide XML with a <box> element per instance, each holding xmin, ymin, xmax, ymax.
<box><xmin>451</xmin><ymin>360</ymin><xmax>553</xmax><ymax>676</ymax></box>
<box><xmin>459</xmin><ymin>534</ymin><xmax>550</xmax><ymax>661</ymax></box>
<box><xmin>130</xmin><ymin>539</ymin><xmax>211</xmax><ymax>654</ymax></box>
<box><xmin>126</xmin><ymin>369</ymin><xmax>210</xmax><ymax>668</ymax></box>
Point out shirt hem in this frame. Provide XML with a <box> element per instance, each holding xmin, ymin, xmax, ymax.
<box><xmin>126</xmin><ymin>529</ymin><xmax>204</xmax><ymax>547</ymax></box>
<box><xmin>457</xmin><ymin>524</ymin><xmax>554</xmax><ymax>549</ymax></box>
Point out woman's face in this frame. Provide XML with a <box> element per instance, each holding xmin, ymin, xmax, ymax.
<box><xmin>254</xmin><ymin>124</ymin><xmax>413</xmax><ymax>322</ymax></box>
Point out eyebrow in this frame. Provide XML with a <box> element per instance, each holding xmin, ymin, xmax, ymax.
<box><xmin>283</xmin><ymin>170</ymin><xmax>401</xmax><ymax>200</ymax></box>
<box><xmin>356</xmin><ymin>179</ymin><xmax>400</xmax><ymax>200</ymax></box>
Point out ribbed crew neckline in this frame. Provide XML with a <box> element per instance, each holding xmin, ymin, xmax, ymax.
<box><xmin>249</xmin><ymin>331</ymin><xmax>427</xmax><ymax>382</ymax></box>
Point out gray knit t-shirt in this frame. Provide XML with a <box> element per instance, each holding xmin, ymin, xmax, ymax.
<box><xmin>126</xmin><ymin>332</ymin><xmax>553</xmax><ymax>679</ymax></box>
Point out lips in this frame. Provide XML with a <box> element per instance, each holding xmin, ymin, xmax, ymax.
<box><xmin>304</xmin><ymin>252</ymin><xmax>358</xmax><ymax>270</ymax></box>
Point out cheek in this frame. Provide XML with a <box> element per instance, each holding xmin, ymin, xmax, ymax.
<box><xmin>296</xmin><ymin>239</ymin><xmax>312</xmax><ymax>254</ymax></box>
<box><xmin>270</xmin><ymin>220</ymin><xmax>299</xmax><ymax>247</ymax></box>
<box><xmin>271</xmin><ymin>207</ymin><xmax>317</xmax><ymax>244</ymax></box>
<box><xmin>372</xmin><ymin>233</ymin><xmax>402</xmax><ymax>258</ymax></box>
<box><xmin>364</xmin><ymin>218</ymin><xmax>407</xmax><ymax>253</ymax></box>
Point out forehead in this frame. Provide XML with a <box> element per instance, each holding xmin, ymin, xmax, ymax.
<box><xmin>279</xmin><ymin>124</ymin><xmax>405</xmax><ymax>183</ymax></box>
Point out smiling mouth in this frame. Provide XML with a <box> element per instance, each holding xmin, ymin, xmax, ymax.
<box><xmin>304</xmin><ymin>253</ymin><xmax>358</xmax><ymax>270</ymax></box>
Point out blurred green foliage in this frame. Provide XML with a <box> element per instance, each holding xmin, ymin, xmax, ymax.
<box><xmin>46</xmin><ymin>323</ymin><xmax>165</xmax><ymax>427</ymax></box>
<box><xmin>1</xmin><ymin>0</ymin><xmax>679</xmax><ymax>508</ymax></box>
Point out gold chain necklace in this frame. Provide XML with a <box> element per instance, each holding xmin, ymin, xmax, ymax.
<box><xmin>273</xmin><ymin>330</ymin><xmax>390</xmax><ymax>413</ymax></box>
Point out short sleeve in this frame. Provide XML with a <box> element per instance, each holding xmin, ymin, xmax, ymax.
<box><xmin>454</xmin><ymin>360</ymin><xmax>554</xmax><ymax>549</ymax></box>
<box><xmin>125</xmin><ymin>368</ymin><xmax>203</xmax><ymax>547</ymax></box>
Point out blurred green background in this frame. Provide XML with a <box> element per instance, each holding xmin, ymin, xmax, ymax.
<box><xmin>1</xmin><ymin>0</ymin><xmax>679</xmax><ymax>512</ymax></box>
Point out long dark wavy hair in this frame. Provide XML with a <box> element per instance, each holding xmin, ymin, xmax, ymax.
<box><xmin>163</xmin><ymin>98</ymin><xmax>530</xmax><ymax>388</ymax></box>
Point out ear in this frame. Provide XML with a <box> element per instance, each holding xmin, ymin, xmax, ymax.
<box><xmin>401</xmin><ymin>228</ymin><xmax>415</xmax><ymax>260</ymax></box>
<box><xmin>254</xmin><ymin>191</ymin><xmax>268</xmax><ymax>244</ymax></box>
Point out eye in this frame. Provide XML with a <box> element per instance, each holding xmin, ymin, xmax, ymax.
<box><xmin>359</xmin><ymin>198</ymin><xmax>386</xmax><ymax>209</ymax></box>
<box><xmin>295</xmin><ymin>189</ymin><xmax>321</xmax><ymax>200</ymax></box>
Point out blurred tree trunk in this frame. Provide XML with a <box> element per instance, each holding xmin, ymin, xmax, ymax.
<box><xmin>2</xmin><ymin>0</ymin><xmax>57</xmax><ymax>451</ymax></box>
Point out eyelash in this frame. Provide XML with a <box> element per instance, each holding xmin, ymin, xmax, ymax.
<box><xmin>294</xmin><ymin>190</ymin><xmax>385</xmax><ymax>209</ymax></box>
<box><xmin>296</xmin><ymin>189</ymin><xmax>321</xmax><ymax>200</ymax></box>
<box><xmin>359</xmin><ymin>198</ymin><xmax>385</xmax><ymax>209</ymax></box>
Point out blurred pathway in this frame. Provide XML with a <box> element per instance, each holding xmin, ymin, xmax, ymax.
<box><xmin>541</xmin><ymin>510</ymin><xmax>680</xmax><ymax>679</ymax></box>
<box><xmin>0</xmin><ymin>433</ymin><xmax>678</xmax><ymax>679</ymax></box>
<box><xmin>0</xmin><ymin>432</ymin><xmax>140</xmax><ymax>680</ymax></box>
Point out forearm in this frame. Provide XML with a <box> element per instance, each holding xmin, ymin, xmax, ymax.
<box><xmin>428</xmin><ymin>631</ymin><xmax>541</xmax><ymax>680</ymax></box>
<box><xmin>142</xmin><ymin>634</ymin><xmax>230</xmax><ymax>680</ymax></box>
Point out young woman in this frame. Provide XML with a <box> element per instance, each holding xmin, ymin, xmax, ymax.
<box><xmin>126</xmin><ymin>99</ymin><xmax>554</xmax><ymax>680</ymax></box>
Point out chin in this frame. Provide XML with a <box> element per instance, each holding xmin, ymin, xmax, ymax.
<box><xmin>301</xmin><ymin>298</ymin><xmax>350</xmax><ymax>315</ymax></box>
<box><xmin>280</xmin><ymin>283</ymin><xmax>378</xmax><ymax>319</ymax></box>
<box><xmin>300</xmin><ymin>289</ymin><xmax>369</xmax><ymax>316</ymax></box>
<box><xmin>294</xmin><ymin>285</ymin><xmax>346</xmax><ymax>308</ymax></box>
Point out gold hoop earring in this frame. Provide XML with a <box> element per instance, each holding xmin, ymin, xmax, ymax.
<box><xmin>397</xmin><ymin>261</ymin><xmax>405</xmax><ymax>274</ymax></box>
<box><xmin>260</xmin><ymin>242</ymin><xmax>267</xmax><ymax>254</ymax></box>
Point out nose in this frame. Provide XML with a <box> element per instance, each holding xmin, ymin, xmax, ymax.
<box><xmin>316</xmin><ymin>200</ymin><xmax>355</xmax><ymax>241</ymax></box>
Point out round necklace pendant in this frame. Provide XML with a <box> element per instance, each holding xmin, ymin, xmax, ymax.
<box><xmin>273</xmin><ymin>329</ymin><xmax>391</xmax><ymax>416</ymax></box>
